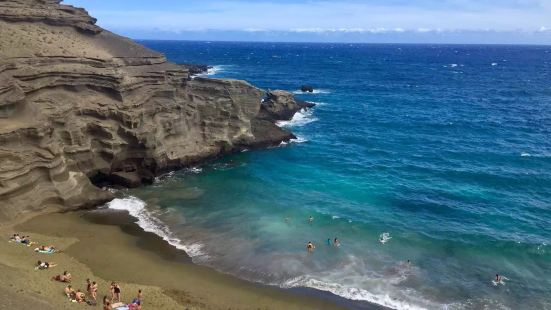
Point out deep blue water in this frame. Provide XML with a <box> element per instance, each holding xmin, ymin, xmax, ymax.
<box><xmin>115</xmin><ymin>41</ymin><xmax>551</xmax><ymax>309</ymax></box>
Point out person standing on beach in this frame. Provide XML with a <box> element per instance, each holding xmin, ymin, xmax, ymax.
<box><xmin>113</xmin><ymin>283</ymin><xmax>122</xmax><ymax>302</ymax></box>
<box><xmin>110</xmin><ymin>282</ymin><xmax>115</xmax><ymax>301</ymax></box>
<box><xmin>307</xmin><ymin>241</ymin><xmax>315</xmax><ymax>253</ymax></box>
<box><xmin>91</xmin><ymin>281</ymin><xmax>98</xmax><ymax>302</ymax></box>
<box><xmin>86</xmin><ymin>278</ymin><xmax>92</xmax><ymax>297</ymax></box>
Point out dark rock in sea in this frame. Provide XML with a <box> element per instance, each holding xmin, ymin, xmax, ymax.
<box><xmin>301</xmin><ymin>85</ymin><xmax>314</xmax><ymax>93</ymax></box>
<box><xmin>0</xmin><ymin>0</ymin><xmax>304</xmax><ymax>221</ymax></box>
<box><xmin>297</xmin><ymin>100</ymin><xmax>316</xmax><ymax>109</ymax></box>
<box><xmin>258</xmin><ymin>90</ymin><xmax>315</xmax><ymax>121</ymax></box>
<box><xmin>181</xmin><ymin>63</ymin><xmax>212</xmax><ymax>76</ymax></box>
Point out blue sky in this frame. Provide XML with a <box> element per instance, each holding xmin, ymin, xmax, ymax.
<box><xmin>63</xmin><ymin>0</ymin><xmax>551</xmax><ymax>44</ymax></box>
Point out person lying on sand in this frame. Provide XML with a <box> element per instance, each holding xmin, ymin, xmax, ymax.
<box><xmin>39</xmin><ymin>245</ymin><xmax>55</xmax><ymax>251</ymax></box>
<box><xmin>20</xmin><ymin>235</ymin><xmax>31</xmax><ymax>244</ymax></box>
<box><xmin>9</xmin><ymin>234</ymin><xmax>21</xmax><ymax>242</ymax></box>
<box><xmin>52</xmin><ymin>271</ymin><xmax>72</xmax><ymax>283</ymax></box>
<box><xmin>35</xmin><ymin>260</ymin><xmax>57</xmax><ymax>270</ymax></box>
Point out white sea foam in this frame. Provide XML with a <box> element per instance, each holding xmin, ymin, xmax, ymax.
<box><xmin>206</xmin><ymin>65</ymin><xmax>225</xmax><ymax>75</ymax></box>
<box><xmin>282</xmin><ymin>276</ymin><xmax>429</xmax><ymax>310</ymax></box>
<box><xmin>450</xmin><ymin>64</ymin><xmax>458</xmax><ymax>68</ymax></box>
<box><xmin>491</xmin><ymin>62</ymin><xmax>498</xmax><ymax>66</ymax></box>
<box><xmin>292</xmin><ymin>89</ymin><xmax>332</xmax><ymax>95</ymax></box>
<box><xmin>185</xmin><ymin>167</ymin><xmax>203</xmax><ymax>174</ymax></box>
<box><xmin>279</xmin><ymin>136</ymin><xmax>308</xmax><ymax>147</ymax></box>
<box><xmin>154</xmin><ymin>171</ymin><xmax>176</xmax><ymax>184</ymax></box>
<box><xmin>290</xmin><ymin>136</ymin><xmax>308</xmax><ymax>143</ymax></box>
<box><xmin>521</xmin><ymin>152</ymin><xmax>531</xmax><ymax>157</ymax></box>
<box><xmin>106</xmin><ymin>197</ymin><xmax>207</xmax><ymax>258</ymax></box>
<box><xmin>276</xmin><ymin>109</ymin><xmax>318</xmax><ymax>127</ymax></box>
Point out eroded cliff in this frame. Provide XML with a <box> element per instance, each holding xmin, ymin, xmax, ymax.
<box><xmin>0</xmin><ymin>0</ymin><xmax>305</xmax><ymax>221</ymax></box>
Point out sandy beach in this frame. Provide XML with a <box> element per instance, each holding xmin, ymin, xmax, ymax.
<box><xmin>0</xmin><ymin>209</ymin><xmax>359</xmax><ymax>309</ymax></box>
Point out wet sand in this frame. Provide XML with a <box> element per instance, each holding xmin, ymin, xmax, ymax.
<box><xmin>0</xmin><ymin>210</ymin><xmax>382</xmax><ymax>309</ymax></box>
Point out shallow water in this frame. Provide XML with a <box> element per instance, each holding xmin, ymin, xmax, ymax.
<box><xmin>116</xmin><ymin>42</ymin><xmax>551</xmax><ymax>309</ymax></box>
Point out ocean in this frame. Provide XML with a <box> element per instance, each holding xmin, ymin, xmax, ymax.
<box><xmin>110</xmin><ymin>41</ymin><xmax>551</xmax><ymax>309</ymax></box>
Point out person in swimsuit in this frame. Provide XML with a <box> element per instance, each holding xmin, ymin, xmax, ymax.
<box><xmin>113</xmin><ymin>283</ymin><xmax>121</xmax><ymax>302</ymax></box>
<box><xmin>64</xmin><ymin>285</ymin><xmax>74</xmax><ymax>299</ymax></box>
<box><xmin>36</xmin><ymin>260</ymin><xmax>57</xmax><ymax>270</ymax></box>
<box><xmin>308</xmin><ymin>216</ymin><xmax>314</xmax><ymax>224</ymax></box>
<box><xmin>131</xmin><ymin>289</ymin><xmax>143</xmax><ymax>306</ymax></box>
<box><xmin>91</xmin><ymin>281</ymin><xmax>98</xmax><ymax>301</ymax></box>
<box><xmin>86</xmin><ymin>278</ymin><xmax>92</xmax><ymax>296</ymax></box>
<box><xmin>496</xmin><ymin>274</ymin><xmax>501</xmax><ymax>282</ymax></box>
<box><xmin>52</xmin><ymin>271</ymin><xmax>71</xmax><ymax>283</ymax></box>
<box><xmin>110</xmin><ymin>282</ymin><xmax>115</xmax><ymax>301</ymax></box>
<box><xmin>327</xmin><ymin>238</ymin><xmax>332</xmax><ymax>246</ymax></box>
<box><xmin>20</xmin><ymin>236</ymin><xmax>30</xmax><ymax>244</ymax></box>
<box><xmin>103</xmin><ymin>301</ymin><xmax>112</xmax><ymax>310</ymax></box>
<box><xmin>307</xmin><ymin>241</ymin><xmax>315</xmax><ymax>253</ymax></box>
<box><xmin>75</xmin><ymin>289</ymin><xmax>85</xmax><ymax>303</ymax></box>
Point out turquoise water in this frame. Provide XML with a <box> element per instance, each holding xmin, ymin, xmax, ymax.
<box><xmin>113</xmin><ymin>42</ymin><xmax>551</xmax><ymax>309</ymax></box>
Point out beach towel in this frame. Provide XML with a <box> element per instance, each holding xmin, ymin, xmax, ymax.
<box><xmin>112</xmin><ymin>303</ymin><xmax>129</xmax><ymax>310</ymax></box>
<box><xmin>34</xmin><ymin>248</ymin><xmax>56</xmax><ymax>254</ymax></box>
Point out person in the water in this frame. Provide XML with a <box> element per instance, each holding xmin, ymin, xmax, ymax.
<box><xmin>333</xmin><ymin>238</ymin><xmax>340</xmax><ymax>247</ymax></box>
<box><xmin>307</xmin><ymin>241</ymin><xmax>315</xmax><ymax>253</ymax></box>
<box><xmin>308</xmin><ymin>216</ymin><xmax>314</xmax><ymax>224</ymax></box>
<box><xmin>327</xmin><ymin>238</ymin><xmax>332</xmax><ymax>246</ymax></box>
<box><xmin>496</xmin><ymin>274</ymin><xmax>501</xmax><ymax>282</ymax></box>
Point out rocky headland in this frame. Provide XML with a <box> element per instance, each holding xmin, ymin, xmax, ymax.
<box><xmin>0</xmin><ymin>0</ymin><xmax>311</xmax><ymax>221</ymax></box>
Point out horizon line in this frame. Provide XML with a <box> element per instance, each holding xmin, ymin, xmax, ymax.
<box><xmin>133</xmin><ymin>38</ymin><xmax>551</xmax><ymax>47</ymax></box>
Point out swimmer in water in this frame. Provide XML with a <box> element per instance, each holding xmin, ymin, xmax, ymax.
<box><xmin>333</xmin><ymin>238</ymin><xmax>340</xmax><ymax>247</ymax></box>
<box><xmin>496</xmin><ymin>274</ymin><xmax>501</xmax><ymax>283</ymax></box>
<box><xmin>307</xmin><ymin>241</ymin><xmax>315</xmax><ymax>253</ymax></box>
<box><xmin>284</xmin><ymin>217</ymin><xmax>290</xmax><ymax>223</ymax></box>
<box><xmin>308</xmin><ymin>216</ymin><xmax>314</xmax><ymax>224</ymax></box>
<box><xmin>327</xmin><ymin>238</ymin><xmax>332</xmax><ymax>246</ymax></box>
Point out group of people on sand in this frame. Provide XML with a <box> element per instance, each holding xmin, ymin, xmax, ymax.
<box><xmin>8</xmin><ymin>233</ymin><xmax>143</xmax><ymax>309</ymax></box>
<box><xmin>58</xmin><ymin>273</ymin><xmax>142</xmax><ymax>308</ymax></box>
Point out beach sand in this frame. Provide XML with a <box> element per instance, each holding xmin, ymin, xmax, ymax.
<box><xmin>0</xmin><ymin>210</ymin><xmax>358</xmax><ymax>309</ymax></box>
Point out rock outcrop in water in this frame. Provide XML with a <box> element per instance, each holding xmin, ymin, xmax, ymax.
<box><xmin>0</xmin><ymin>0</ymin><xmax>302</xmax><ymax>221</ymax></box>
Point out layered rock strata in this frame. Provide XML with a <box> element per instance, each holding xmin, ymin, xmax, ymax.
<box><xmin>0</xmin><ymin>0</ymin><xmax>305</xmax><ymax>221</ymax></box>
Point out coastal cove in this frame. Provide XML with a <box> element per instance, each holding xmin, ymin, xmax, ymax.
<box><xmin>0</xmin><ymin>1</ymin><xmax>550</xmax><ymax>309</ymax></box>
<box><xmin>121</xmin><ymin>41</ymin><xmax>550</xmax><ymax>310</ymax></box>
<box><xmin>0</xmin><ymin>210</ymin><xmax>372</xmax><ymax>309</ymax></box>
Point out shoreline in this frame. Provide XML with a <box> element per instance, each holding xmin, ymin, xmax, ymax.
<box><xmin>0</xmin><ymin>208</ymin><xmax>385</xmax><ymax>309</ymax></box>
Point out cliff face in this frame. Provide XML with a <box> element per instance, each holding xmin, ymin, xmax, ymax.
<box><xmin>0</xmin><ymin>0</ymin><xmax>302</xmax><ymax>221</ymax></box>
